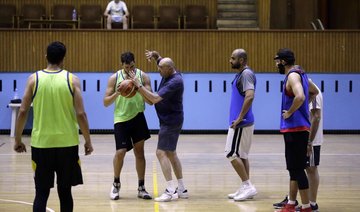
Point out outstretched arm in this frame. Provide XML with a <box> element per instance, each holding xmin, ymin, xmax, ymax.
<box><xmin>145</xmin><ymin>50</ymin><xmax>162</xmax><ymax>63</ymax></box>
<box><xmin>136</xmin><ymin>84</ymin><xmax>163</xmax><ymax>104</ymax></box>
<box><xmin>130</xmin><ymin>70</ymin><xmax>162</xmax><ymax>104</ymax></box>
<box><xmin>140</xmin><ymin>72</ymin><xmax>154</xmax><ymax>105</ymax></box>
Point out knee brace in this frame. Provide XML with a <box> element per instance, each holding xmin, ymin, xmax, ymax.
<box><xmin>296</xmin><ymin>170</ymin><xmax>309</xmax><ymax>189</ymax></box>
<box><xmin>289</xmin><ymin>169</ymin><xmax>309</xmax><ymax>190</ymax></box>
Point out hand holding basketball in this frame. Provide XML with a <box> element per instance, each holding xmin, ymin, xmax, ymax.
<box><xmin>117</xmin><ymin>79</ymin><xmax>137</xmax><ymax>98</ymax></box>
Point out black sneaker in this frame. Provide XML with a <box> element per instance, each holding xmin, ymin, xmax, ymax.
<box><xmin>137</xmin><ymin>186</ymin><xmax>152</xmax><ymax>200</ymax></box>
<box><xmin>311</xmin><ymin>203</ymin><xmax>319</xmax><ymax>212</ymax></box>
<box><xmin>273</xmin><ymin>195</ymin><xmax>299</xmax><ymax>209</ymax></box>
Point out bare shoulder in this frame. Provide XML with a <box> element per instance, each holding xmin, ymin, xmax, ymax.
<box><xmin>105</xmin><ymin>73</ymin><xmax>118</xmax><ymax>88</ymax></box>
<box><xmin>105</xmin><ymin>73</ymin><xmax>117</xmax><ymax>83</ymax></box>
<box><xmin>288</xmin><ymin>72</ymin><xmax>301</xmax><ymax>82</ymax></box>
<box><xmin>27</xmin><ymin>73</ymin><xmax>37</xmax><ymax>86</ymax></box>
<box><xmin>69</xmin><ymin>73</ymin><xmax>80</xmax><ymax>87</ymax></box>
<box><xmin>71</xmin><ymin>73</ymin><xmax>79</xmax><ymax>81</ymax></box>
<box><xmin>28</xmin><ymin>73</ymin><xmax>36</xmax><ymax>80</ymax></box>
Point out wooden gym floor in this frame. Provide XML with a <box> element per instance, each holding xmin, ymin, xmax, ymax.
<box><xmin>0</xmin><ymin>134</ymin><xmax>359</xmax><ymax>212</ymax></box>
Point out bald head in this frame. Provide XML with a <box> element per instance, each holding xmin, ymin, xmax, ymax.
<box><xmin>158</xmin><ymin>57</ymin><xmax>176</xmax><ymax>78</ymax></box>
<box><xmin>159</xmin><ymin>57</ymin><xmax>175</xmax><ymax>69</ymax></box>
<box><xmin>232</xmin><ymin>49</ymin><xmax>247</xmax><ymax>61</ymax></box>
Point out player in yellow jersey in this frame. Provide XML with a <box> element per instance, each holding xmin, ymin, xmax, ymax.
<box><xmin>14</xmin><ymin>41</ymin><xmax>93</xmax><ymax>212</ymax></box>
<box><xmin>104</xmin><ymin>51</ymin><xmax>153</xmax><ymax>200</ymax></box>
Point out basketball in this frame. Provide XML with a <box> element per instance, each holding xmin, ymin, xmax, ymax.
<box><xmin>117</xmin><ymin>79</ymin><xmax>137</xmax><ymax>98</ymax></box>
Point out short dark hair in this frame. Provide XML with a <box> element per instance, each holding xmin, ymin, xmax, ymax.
<box><xmin>47</xmin><ymin>41</ymin><xmax>66</xmax><ymax>65</ymax></box>
<box><xmin>274</xmin><ymin>48</ymin><xmax>295</xmax><ymax>65</ymax></box>
<box><xmin>121</xmin><ymin>52</ymin><xmax>135</xmax><ymax>64</ymax></box>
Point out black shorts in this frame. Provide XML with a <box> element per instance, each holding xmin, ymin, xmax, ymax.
<box><xmin>284</xmin><ymin>131</ymin><xmax>309</xmax><ymax>170</ymax></box>
<box><xmin>114</xmin><ymin>112</ymin><xmax>151</xmax><ymax>151</ymax></box>
<box><xmin>158</xmin><ymin>123</ymin><xmax>182</xmax><ymax>151</ymax></box>
<box><xmin>307</xmin><ymin>145</ymin><xmax>321</xmax><ymax>167</ymax></box>
<box><xmin>31</xmin><ymin>146</ymin><xmax>83</xmax><ymax>189</ymax></box>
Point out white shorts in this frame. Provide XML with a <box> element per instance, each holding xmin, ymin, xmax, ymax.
<box><xmin>225</xmin><ymin>125</ymin><xmax>254</xmax><ymax>159</ymax></box>
<box><xmin>111</xmin><ymin>15</ymin><xmax>123</xmax><ymax>23</ymax></box>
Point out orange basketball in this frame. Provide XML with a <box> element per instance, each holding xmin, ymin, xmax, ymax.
<box><xmin>117</xmin><ymin>79</ymin><xmax>137</xmax><ymax>98</ymax></box>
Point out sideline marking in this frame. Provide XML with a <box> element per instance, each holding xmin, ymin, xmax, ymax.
<box><xmin>0</xmin><ymin>199</ymin><xmax>55</xmax><ymax>212</ymax></box>
<box><xmin>152</xmin><ymin>160</ymin><xmax>159</xmax><ymax>212</ymax></box>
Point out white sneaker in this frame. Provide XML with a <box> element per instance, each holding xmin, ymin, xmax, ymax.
<box><xmin>233</xmin><ymin>184</ymin><xmax>257</xmax><ymax>201</ymax></box>
<box><xmin>154</xmin><ymin>189</ymin><xmax>179</xmax><ymax>202</ymax></box>
<box><xmin>110</xmin><ymin>183</ymin><xmax>120</xmax><ymax>200</ymax></box>
<box><xmin>228</xmin><ymin>185</ymin><xmax>244</xmax><ymax>199</ymax></box>
<box><xmin>176</xmin><ymin>188</ymin><xmax>189</xmax><ymax>199</ymax></box>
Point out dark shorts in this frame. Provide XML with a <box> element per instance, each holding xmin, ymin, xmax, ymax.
<box><xmin>31</xmin><ymin>146</ymin><xmax>83</xmax><ymax>189</ymax></box>
<box><xmin>284</xmin><ymin>131</ymin><xmax>309</xmax><ymax>170</ymax></box>
<box><xmin>158</xmin><ymin>123</ymin><xmax>182</xmax><ymax>151</ymax></box>
<box><xmin>114</xmin><ymin>112</ymin><xmax>151</xmax><ymax>151</ymax></box>
<box><xmin>307</xmin><ymin>145</ymin><xmax>321</xmax><ymax>167</ymax></box>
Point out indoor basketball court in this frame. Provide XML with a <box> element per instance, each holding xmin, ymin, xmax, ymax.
<box><xmin>1</xmin><ymin>134</ymin><xmax>360</xmax><ymax>212</ymax></box>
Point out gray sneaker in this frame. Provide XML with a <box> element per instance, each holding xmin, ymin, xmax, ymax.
<box><xmin>137</xmin><ymin>186</ymin><xmax>152</xmax><ymax>200</ymax></box>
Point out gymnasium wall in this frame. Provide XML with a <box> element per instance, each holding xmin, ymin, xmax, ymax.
<box><xmin>0</xmin><ymin>72</ymin><xmax>359</xmax><ymax>132</ymax></box>
<box><xmin>1</xmin><ymin>30</ymin><xmax>360</xmax><ymax>73</ymax></box>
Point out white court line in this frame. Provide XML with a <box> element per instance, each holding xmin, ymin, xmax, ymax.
<box><xmin>0</xmin><ymin>199</ymin><xmax>55</xmax><ymax>212</ymax></box>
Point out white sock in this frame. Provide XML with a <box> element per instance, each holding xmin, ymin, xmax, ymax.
<box><xmin>242</xmin><ymin>180</ymin><xmax>252</xmax><ymax>187</ymax></box>
<box><xmin>288</xmin><ymin>200</ymin><xmax>296</xmax><ymax>205</ymax></box>
<box><xmin>302</xmin><ymin>203</ymin><xmax>311</xmax><ymax>209</ymax></box>
<box><xmin>166</xmin><ymin>180</ymin><xmax>175</xmax><ymax>193</ymax></box>
<box><xmin>310</xmin><ymin>201</ymin><xmax>317</xmax><ymax>206</ymax></box>
<box><xmin>178</xmin><ymin>178</ymin><xmax>185</xmax><ymax>191</ymax></box>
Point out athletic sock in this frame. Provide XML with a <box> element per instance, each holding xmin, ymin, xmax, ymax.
<box><xmin>114</xmin><ymin>177</ymin><xmax>120</xmax><ymax>184</ymax></box>
<box><xmin>166</xmin><ymin>180</ymin><xmax>175</xmax><ymax>193</ymax></box>
<box><xmin>178</xmin><ymin>178</ymin><xmax>185</xmax><ymax>191</ymax></box>
<box><xmin>302</xmin><ymin>203</ymin><xmax>311</xmax><ymax>209</ymax></box>
<box><xmin>242</xmin><ymin>180</ymin><xmax>252</xmax><ymax>187</ymax></box>
<box><xmin>288</xmin><ymin>200</ymin><xmax>296</xmax><ymax>205</ymax></box>
<box><xmin>310</xmin><ymin>201</ymin><xmax>317</xmax><ymax>206</ymax></box>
